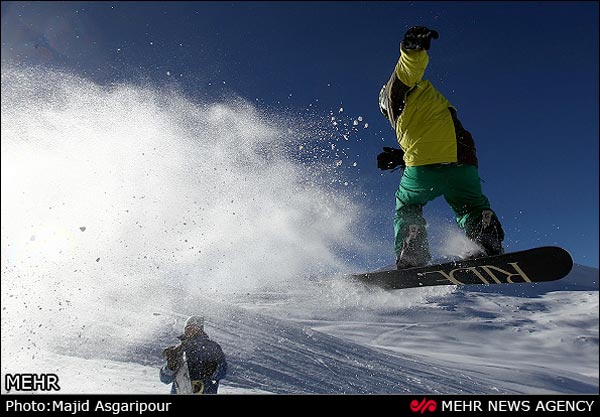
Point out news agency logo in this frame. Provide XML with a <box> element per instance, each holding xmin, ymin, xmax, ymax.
<box><xmin>4</xmin><ymin>373</ymin><xmax>60</xmax><ymax>392</ymax></box>
<box><xmin>410</xmin><ymin>397</ymin><xmax>438</xmax><ymax>414</ymax></box>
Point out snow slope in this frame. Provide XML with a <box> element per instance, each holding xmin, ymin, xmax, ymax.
<box><xmin>2</xmin><ymin>265</ymin><xmax>597</xmax><ymax>395</ymax></box>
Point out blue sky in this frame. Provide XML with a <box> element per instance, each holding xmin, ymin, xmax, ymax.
<box><xmin>2</xmin><ymin>1</ymin><xmax>598</xmax><ymax>267</ymax></box>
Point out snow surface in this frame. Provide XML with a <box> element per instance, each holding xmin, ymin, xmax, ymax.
<box><xmin>1</xmin><ymin>66</ymin><xmax>598</xmax><ymax>395</ymax></box>
<box><xmin>1</xmin><ymin>266</ymin><xmax>597</xmax><ymax>395</ymax></box>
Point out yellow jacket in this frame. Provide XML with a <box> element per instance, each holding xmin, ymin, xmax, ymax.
<box><xmin>384</xmin><ymin>48</ymin><xmax>477</xmax><ymax>167</ymax></box>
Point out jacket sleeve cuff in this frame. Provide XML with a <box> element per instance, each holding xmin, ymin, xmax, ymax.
<box><xmin>159</xmin><ymin>365</ymin><xmax>176</xmax><ymax>384</ymax></box>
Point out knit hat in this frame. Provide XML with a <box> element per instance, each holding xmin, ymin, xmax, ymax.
<box><xmin>184</xmin><ymin>315</ymin><xmax>205</xmax><ymax>331</ymax></box>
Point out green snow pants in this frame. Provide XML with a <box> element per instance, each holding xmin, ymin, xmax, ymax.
<box><xmin>394</xmin><ymin>164</ymin><xmax>494</xmax><ymax>256</ymax></box>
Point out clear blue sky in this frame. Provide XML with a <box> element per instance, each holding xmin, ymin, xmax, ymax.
<box><xmin>2</xmin><ymin>1</ymin><xmax>598</xmax><ymax>267</ymax></box>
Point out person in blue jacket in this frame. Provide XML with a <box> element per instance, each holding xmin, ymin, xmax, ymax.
<box><xmin>159</xmin><ymin>315</ymin><xmax>227</xmax><ymax>394</ymax></box>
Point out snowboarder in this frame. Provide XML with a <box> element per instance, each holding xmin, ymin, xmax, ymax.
<box><xmin>377</xmin><ymin>26</ymin><xmax>505</xmax><ymax>269</ymax></box>
<box><xmin>159</xmin><ymin>315</ymin><xmax>228</xmax><ymax>394</ymax></box>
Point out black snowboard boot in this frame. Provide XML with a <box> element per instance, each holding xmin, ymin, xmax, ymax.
<box><xmin>466</xmin><ymin>210</ymin><xmax>505</xmax><ymax>257</ymax></box>
<box><xmin>396</xmin><ymin>224</ymin><xmax>432</xmax><ymax>270</ymax></box>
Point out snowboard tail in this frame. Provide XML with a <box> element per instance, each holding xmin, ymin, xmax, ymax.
<box><xmin>350</xmin><ymin>246</ymin><xmax>573</xmax><ymax>291</ymax></box>
<box><xmin>175</xmin><ymin>352</ymin><xmax>193</xmax><ymax>394</ymax></box>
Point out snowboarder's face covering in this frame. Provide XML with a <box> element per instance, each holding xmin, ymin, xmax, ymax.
<box><xmin>182</xmin><ymin>315</ymin><xmax>205</xmax><ymax>338</ymax></box>
<box><xmin>184</xmin><ymin>324</ymin><xmax>203</xmax><ymax>338</ymax></box>
<box><xmin>379</xmin><ymin>85</ymin><xmax>389</xmax><ymax>120</ymax></box>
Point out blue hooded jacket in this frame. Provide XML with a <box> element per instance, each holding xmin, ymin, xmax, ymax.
<box><xmin>159</xmin><ymin>332</ymin><xmax>227</xmax><ymax>394</ymax></box>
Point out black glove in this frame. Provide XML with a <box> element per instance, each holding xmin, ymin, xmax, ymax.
<box><xmin>377</xmin><ymin>147</ymin><xmax>405</xmax><ymax>171</ymax></box>
<box><xmin>163</xmin><ymin>344</ymin><xmax>183</xmax><ymax>370</ymax></box>
<box><xmin>402</xmin><ymin>26</ymin><xmax>439</xmax><ymax>51</ymax></box>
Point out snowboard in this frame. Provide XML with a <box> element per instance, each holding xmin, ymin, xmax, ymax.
<box><xmin>349</xmin><ymin>246</ymin><xmax>573</xmax><ymax>291</ymax></box>
<box><xmin>175</xmin><ymin>351</ymin><xmax>193</xmax><ymax>394</ymax></box>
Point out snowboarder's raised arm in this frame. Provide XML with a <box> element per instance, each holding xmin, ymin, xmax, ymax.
<box><xmin>395</xmin><ymin>26</ymin><xmax>439</xmax><ymax>87</ymax></box>
<box><xmin>395</xmin><ymin>49</ymin><xmax>428</xmax><ymax>88</ymax></box>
